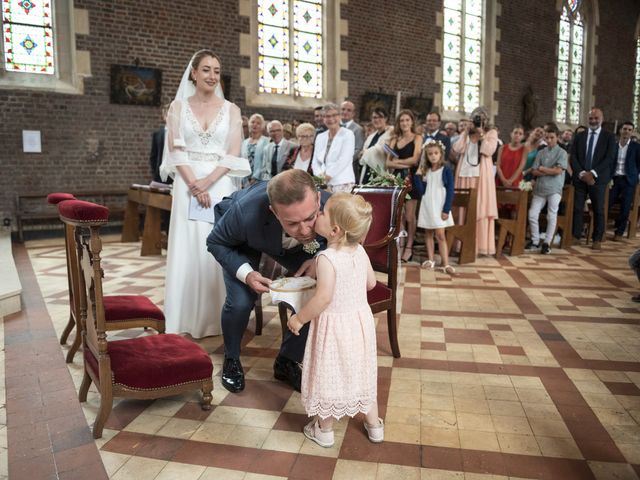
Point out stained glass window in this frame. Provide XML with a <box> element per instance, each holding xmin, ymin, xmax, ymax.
<box><xmin>442</xmin><ymin>0</ymin><xmax>484</xmax><ymax>113</ymax></box>
<box><xmin>2</xmin><ymin>0</ymin><xmax>55</xmax><ymax>74</ymax></box>
<box><xmin>567</xmin><ymin>0</ymin><xmax>581</xmax><ymax>13</ymax></box>
<box><xmin>258</xmin><ymin>0</ymin><xmax>323</xmax><ymax>98</ymax></box>
<box><xmin>554</xmin><ymin>3</ymin><xmax>584</xmax><ymax>124</ymax></box>
<box><xmin>634</xmin><ymin>37</ymin><xmax>640</xmax><ymax>126</ymax></box>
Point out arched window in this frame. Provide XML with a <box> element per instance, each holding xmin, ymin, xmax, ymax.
<box><xmin>634</xmin><ymin>36</ymin><xmax>640</xmax><ymax>126</ymax></box>
<box><xmin>554</xmin><ymin>0</ymin><xmax>585</xmax><ymax>124</ymax></box>
<box><xmin>257</xmin><ymin>0</ymin><xmax>323</xmax><ymax>98</ymax></box>
<box><xmin>2</xmin><ymin>0</ymin><xmax>55</xmax><ymax>74</ymax></box>
<box><xmin>442</xmin><ymin>0</ymin><xmax>484</xmax><ymax>113</ymax></box>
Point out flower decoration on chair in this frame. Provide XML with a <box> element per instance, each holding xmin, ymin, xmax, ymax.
<box><xmin>518</xmin><ymin>180</ymin><xmax>533</xmax><ymax>192</ymax></box>
<box><xmin>365</xmin><ymin>166</ymin><xmax>404</xmax><ymax>188</ymax></box>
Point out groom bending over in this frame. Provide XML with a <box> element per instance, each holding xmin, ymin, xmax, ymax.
<box><xmin>207</xmin><ymin>170</ymin><xmax>330</xmax><ymax>393</ymax></box>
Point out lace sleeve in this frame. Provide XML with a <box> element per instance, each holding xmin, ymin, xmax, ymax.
<box><xmin>219</xmin><ymin>103</ymin><xmax>251</xmax><ymax>178</ymax></box>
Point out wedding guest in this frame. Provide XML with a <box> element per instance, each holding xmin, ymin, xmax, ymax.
<box><xmin>241</xmin><ymin>113</ymin><xmax>269</xmax><ymax>186</ymax></box>
<box><xmin>257</xmin><ymin>120</ymin><xmax>294</xmax><ymax>180</ymax></box>
<box><xmin>312</xmin><ymin>103</ymin><xmax>356</xmax><ymax>192</ymax></box>
<box><xmin>159</xmin><ymin>49</ymin><xmax>250</xmax><ymax>339</ymax></box>
<box><xmin>522</xmin><ymin>127</ymin><xmax>545</xmax><ymax>181</ymax></box>
<box><xmin>385</xmin><ymin>109</ymin><xmax>422</xmax><ymax>262</ymax></box>
<box><xmin>359</xmin><ymin>107</ymin><xmax>393</xmax><ymax>184</ymax></box>
<box><xmin>283</xmin><ymin>122</ymin><xmax>295</xmax><ymax>141</ymax></box>
<box><xmin>241</xmin><ymin>115</ymin><xmax>250</xmax><ymax>138</ymax></box>
<box><xmin>608</xmin><ymin>121</ymin><xmax>639</xmax><ymax>241</ymax></box>
<box><xmin>496</xmin><ymin>124</ymin><xmax>526</xmax><ymax>187</ymax></box>
<box><xmin>207</xmin><ymin>170</ymin><xmax>330</xmax><ymax>393</ymax></box>
<box><xmin>444</xmin><ymin>121</ymin><xmax>458</xmax><ymax>138</ymax></box>
<box><xmin>452</xmin><ymin>106</ymin><xmax>499</xmax><ymax>256</ymax></box>
<box><xmin>282</xmin><ymin>123</ymin><xmax>315</xmax><ymax>174</ymax></box>
<box><xmin>341</xmin><ymin>100</ymin><xmax>365</xmax><ymax>178</ymax></box>
<box><xmin>287</xmin><ymin>193</ymin><xmax>383</xmax><ymax>447</ymax></box>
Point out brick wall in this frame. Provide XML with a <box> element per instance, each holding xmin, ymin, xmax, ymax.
<box><xmin>1</xmin><ymin>0</ymin><xmax>639</xmax><ymax>226</ymax></box>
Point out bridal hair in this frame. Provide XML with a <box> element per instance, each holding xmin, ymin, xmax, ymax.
<box><xmin>267</xmin><ymin>169</ymin><xmax>317</xmax><ymax>206</ymax></box>
<box><xmin>189</xmin><ymin>49</ymin><xmax>222</xmax><ymax>85</ymax></box>
<box><xmin>326</xmin><ymin>193</ymin><xmax>372</xmax><ymax>246</ymax></box>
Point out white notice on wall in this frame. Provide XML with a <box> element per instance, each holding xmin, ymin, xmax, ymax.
<box><xmin>22</xmin><ymin>130</ymin><xmax>42</xmax><ymax>153</ymax></box>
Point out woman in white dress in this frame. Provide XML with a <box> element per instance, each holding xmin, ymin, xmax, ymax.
<box><xmin>160</xmin><ymin>50</ymin><xmax>251</xmax><ymax>338</ymax></box>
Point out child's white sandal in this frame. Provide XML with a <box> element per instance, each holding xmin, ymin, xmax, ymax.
<box><xmin>364</xmin><ymin>418</ymin><xmax>384</xmax><ymax>443</ymax></box>
<box><xmin>442</xmin><ymin>265</ymin><xmax>456</xmax><ymax>275</ymax></box>
<box><xmin>421</xmin><ymin>260</ymin><xmax>436</xmax><ymax>270</ymax></box>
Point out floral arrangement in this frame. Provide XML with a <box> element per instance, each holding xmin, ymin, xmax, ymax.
<box><xmin>365</xmin><ymin>166</ymin><xmax>405</xmax><ymax>187</ymax></box>
<box><xmin>312</xmin><ymin>175</ymin><xmax>327</xmax><ymax>189</ymax></box>
<box><xmin>518</xmin><ymin>180</ymin><xmax>533</xmax><ymax>192</ymax></box>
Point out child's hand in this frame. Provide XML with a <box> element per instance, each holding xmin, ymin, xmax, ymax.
<box><xmin>287</xmin><ymin>314</ymin><xmax>304</xmax><ymax>336</ymax></box>
<box><xmin>441</xmin><ymin>212</ymin><xmax>449</xmax><ymax>221</ymax></box>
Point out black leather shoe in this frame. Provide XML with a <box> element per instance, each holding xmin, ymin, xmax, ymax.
<box><xmin>273</xmin><ymin>355</ymin><xmax>302</xmax><ymax>392</ymax></box>
<box><xmin>221</xmin><ymin>357</ymin><xmax>245</xmax><ymax>393</ymax></box>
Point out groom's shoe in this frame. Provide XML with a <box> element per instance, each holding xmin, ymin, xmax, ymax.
<box><xmin>274</xmin><ymin>355</ymin><xmax>302</xmax><ymax>392</ymax></box>
<box><xmin>221</xmin><ymin>357</ymin><xmax>245</xmax><ymax>393</ymax></box>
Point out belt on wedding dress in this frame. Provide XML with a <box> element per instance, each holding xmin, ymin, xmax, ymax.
<box><xmin>189</xmin><ymin>152</ymin><xmax>223</xmax><ymax>163</ymax></box>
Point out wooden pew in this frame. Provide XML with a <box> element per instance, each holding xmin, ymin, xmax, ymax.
<box><xmin>121</xmin><ymin>184</ymin><xmax>172</xmax><ymax>255</ymax></box>
<box><xmin>495</xmin><ymin>187</ymin><xmax>528</xmax><ymax>257</ymax></box>
<box><xmin>446</xmin><ymin>188</ymin><xmax>478</xmax><ymax>265</ymax></box>
<box><xmin>554</xmin><ymin>185</ymin><xmax>574</xmax><ymax>249</ymax></box>
<box><xmin>628</xmin><ymin>184</ymin><xmax>640</xmax><ymax>239</ymax></box>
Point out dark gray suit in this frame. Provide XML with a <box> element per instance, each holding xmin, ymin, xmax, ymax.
<box><xmin>207</xmin><ymin>182</ymin><xmax>330</xmax><ymax>361</ymax></box>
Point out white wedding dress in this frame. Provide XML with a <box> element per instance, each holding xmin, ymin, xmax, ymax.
<box><xmin>162</xmin><ymin>98</ymin><xmax>250</xmax><ymax>338</ymax></box>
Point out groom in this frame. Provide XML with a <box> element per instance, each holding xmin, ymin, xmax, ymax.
<box><xmin>207</xmin><ymin>170</ymin><xmax>330</xmax><ymax>393</ymax></box>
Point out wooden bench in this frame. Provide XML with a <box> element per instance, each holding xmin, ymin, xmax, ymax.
<box><xmin>495</xmin><ymin>187</ymin><xmax>528</xmax><ymax>257</ymax></box>
<box><xmin>446</xmin><ymin>188</ymin><xmax>478</xmax><ymax>265</ymax></box>
<box><xmin>628</xmin><ymin>184</ymin><xmax>640</xmax><ymax>239</ymax></box>
<box><xmin>15</xmin><ymin>190</ymin><xmax>126</xmax><ymax>242</ymax></box>
<box><xmin>121</xmin><ymin>184</ymin><xmax>172</xmax><ymax>256</ymax></box>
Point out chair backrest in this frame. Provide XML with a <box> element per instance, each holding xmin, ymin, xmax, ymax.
<box><xmin>57</xmin><ymin>200</ymin><xmax>110</xmax><ymax>363</ymax></box>
<box><xmin>351</xmin><ymin>185</ymin><xmax>409</xmax><ymax>273</ymax></box>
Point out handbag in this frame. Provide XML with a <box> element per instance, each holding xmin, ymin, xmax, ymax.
<box><xmin>411</xmin><ymin>172</ymin><xmax>426</xmax><ymax>196</ymax></box>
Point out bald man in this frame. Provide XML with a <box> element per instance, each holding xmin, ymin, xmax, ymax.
<box><xmin>341</xmin><ymin>100</ymin><xmax>365</xmax><ymax>178</ymax></box>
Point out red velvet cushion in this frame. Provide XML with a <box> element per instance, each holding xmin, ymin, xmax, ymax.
<box><xmin>368</xmin><ymin>281</ymin><xmax>391</xmax><ymax>305</ymax></box>
<box><xmin>58</xmin><ymin>199</ymin><xmax>109</xmax><ymax>223</ymax></box>
<box><xmin>104</xmin><ymin>295</ymin><xmax>165</xmax><ymax>322</ymax></box>
<box><xmin>47</xmin><ymin>192</ymin><xmax>76</xmax><ymax>204</ymax></box>
<box><xmin>84</xmin><ymin>334</ymin><xmax>213</xmax><ymax>390</ymax></box>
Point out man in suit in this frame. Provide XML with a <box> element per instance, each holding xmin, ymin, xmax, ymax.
<box><xmin>149</xmin><ymin>104</ymin><xmax>172</xmax><ymax>184</ymax></box>
<box><xmin>259</xmin><ymin>120</ymin><xmax>294</xmax><ymax>180</ymax></box>
<box><xmin>207</xmin><ymin>170</ymin><xmax>330</xmax><ymax>393</ymax></box>
<box><xmin>340</xmin><ymin>101</ymin><xmax>365</xmax><ymax>179</ymax></box>
<box><xmin>570</xmin><ymin>107</ymin><xmax>617</xmax><ymax>249</ymax></box>
<box><xmin>423</xmin><ymin>111</ymin><xmax>452</xmax><ymax>163</ymax></box>
<box><xmin>609</xmin><ymin>121</ymin><xmax>640</xmax><ymax>240</ymax></box>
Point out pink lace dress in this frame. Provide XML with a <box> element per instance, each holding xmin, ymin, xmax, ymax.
<box><xmin>301</xmin><ymin>245</ymin><xmax>378</xmax><ymax>419</ymax></box>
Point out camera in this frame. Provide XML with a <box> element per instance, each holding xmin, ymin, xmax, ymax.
<box><xmin>472</xmin><ymin>115</ymin><xmax>483</xmax><ymax>128</ymax></box>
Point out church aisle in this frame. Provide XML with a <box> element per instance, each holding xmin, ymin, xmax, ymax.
<box><xmin>5</xmin><ymin>235</ymin><xmax>640</xmax><ymax>479</ymax></box>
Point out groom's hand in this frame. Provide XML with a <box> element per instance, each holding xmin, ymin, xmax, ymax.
<box><xmin>294</xmin><ymin>259</ymin><xmax>317</xmax><ymax>278</ymax></box>
<box><xmin>246</xmin><ymin>271</ymin><xmax>271</xmax><ymax>294</ymax></box>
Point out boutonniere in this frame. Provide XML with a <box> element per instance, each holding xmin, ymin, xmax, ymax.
<box><xmin>302</xmin><ymin>239</ymin><xmax>320</xmax><ymax>255</ymax></box>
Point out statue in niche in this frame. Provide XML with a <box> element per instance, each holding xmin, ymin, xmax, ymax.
<box><xmin>522</xmin><ymin>86</ymin><xmax>537</xmax><ymax>131</ymax></box>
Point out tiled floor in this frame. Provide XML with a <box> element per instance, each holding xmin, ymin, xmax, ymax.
<box><xmin>3</xmin><ymin>234</ymin><xmax>640</xmax><ymax>479</ymax></box>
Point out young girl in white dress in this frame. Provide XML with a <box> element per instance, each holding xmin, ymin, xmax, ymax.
<box><xmin>287</xmin><ymin>193</ymin><xmax>384</xmax><ymax>447</ymax></box>
<box><xmin>417</xmin><ymin>140</ymin><xmax>456</xmax><ymax>274</ymax></box>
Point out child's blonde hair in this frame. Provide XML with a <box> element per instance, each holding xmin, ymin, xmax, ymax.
<box><xmin>419</xmin><ymin>140</ymin><xmax>446</xmax><ymax>172</ymax></box>
<box><xmin>326</xmin><ymin>193</ymin><xmax>373</xmax><ymax>246</ymax></box>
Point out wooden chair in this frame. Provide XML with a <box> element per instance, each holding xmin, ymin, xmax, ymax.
<box><xmin>57</xmin><ymin>199</ymin><xmax>213</xmax><ymax>439</ymax></box>
<box><xmin>49</xmin><ymin>193</ymin><xmax>166</xmax><ymax>363</ymax></box>
<box><xmin>446</xmin><ymin>188</ymin><xmax>478</xmax><ymax>265</ymax></box>
<box><xmin>628</xmin><ymin>184</ymin><xmax>640</xmax><ymax>238</ymax></box>
<box><xmin>495</xmin><ymin>187</ymin><xmax>528</xmax><ymax>257</ymax></box>
<box><xmin>352</xmin><ymin>184</ymin><xmax>410</xmax><ymax>358</ymax></box>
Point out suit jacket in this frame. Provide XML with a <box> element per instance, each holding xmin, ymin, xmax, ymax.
<box><xmin>612</xmin><ymin>140</ymin><xmax>640</xmax><ymax>186</ymax></box>
<box><xmin>570</xmin><ymin>128</ymin><xmax>616</xmax><ymax>185</ymax></box>
<box><xmin>423</xmin><ymin>131</ymin><xmax>452</xmax><ymax>161</ymax></box>
<box><xmin>258</xmin><ymin>139</ymin><xmax>295</xmax><ymax>180</ymax></box>
<box><xmin>150</xmin><ymin>127</ymin><xmax>172</xmax><ymax>183</ymax></box>
<box><xmin>345</xmin><ymin>121</ymin><xmax>365</xmax><ymax>161</ymax></box>
<box><xmin>207</xmin><ymin>182</ymin><xmax>330</xmax><ymax>277</ymax></box>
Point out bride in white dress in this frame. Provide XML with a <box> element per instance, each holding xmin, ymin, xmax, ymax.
<box><xmin>160</xmin><ymin>50</ymin><xmax>250</xmax><ymax>338</ymax></box>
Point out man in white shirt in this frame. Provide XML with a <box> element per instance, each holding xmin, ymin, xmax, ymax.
<box><xmin>609</xmin><ymin>122</ymin><xmax>640</xmax><ymax>240</ymax></box>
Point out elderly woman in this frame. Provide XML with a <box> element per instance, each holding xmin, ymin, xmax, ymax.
<box><xmin>452</xmin><ymin>106</ymin><xmax>499</xmax><ymax>256</ymax></box>
<box><xmin>359</xmin><ymin>107</ymin><xmax>393</xmax><ymax>184</ymax></box>
<box><xmin>282</xmin><ymin>122</ymin><xmax>315</xmax><ymax>173</ymax></box>
<box><xmin>312</xmin><ymin>103</ymin><xmax>356</xmax><ymax>192</ymax></box>
<box><xmin>240</xmin><ymin>113</ymin><xmax>269</xmax><ymax>186</ymax></box>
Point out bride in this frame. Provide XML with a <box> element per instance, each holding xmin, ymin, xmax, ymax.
<box><xmin>160</xmin><ymin>50</ymin><xmax>250</xmax><ymax>338</ymax></box>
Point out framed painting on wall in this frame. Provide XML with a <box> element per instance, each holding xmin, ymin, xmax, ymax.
<box><xmin>359</xmin><ymin>92</ymin><xmax>394</xmax><ymax>122</ymax></box>
<box><xmin>403</xmin><ymin>96</ymin><xmax>433</xmax><ymax>120</ymax></box>
<box><xmin>110</xmin><ymin>65</ymin><xmax>162</xmax><ymax>107</ymax></box>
